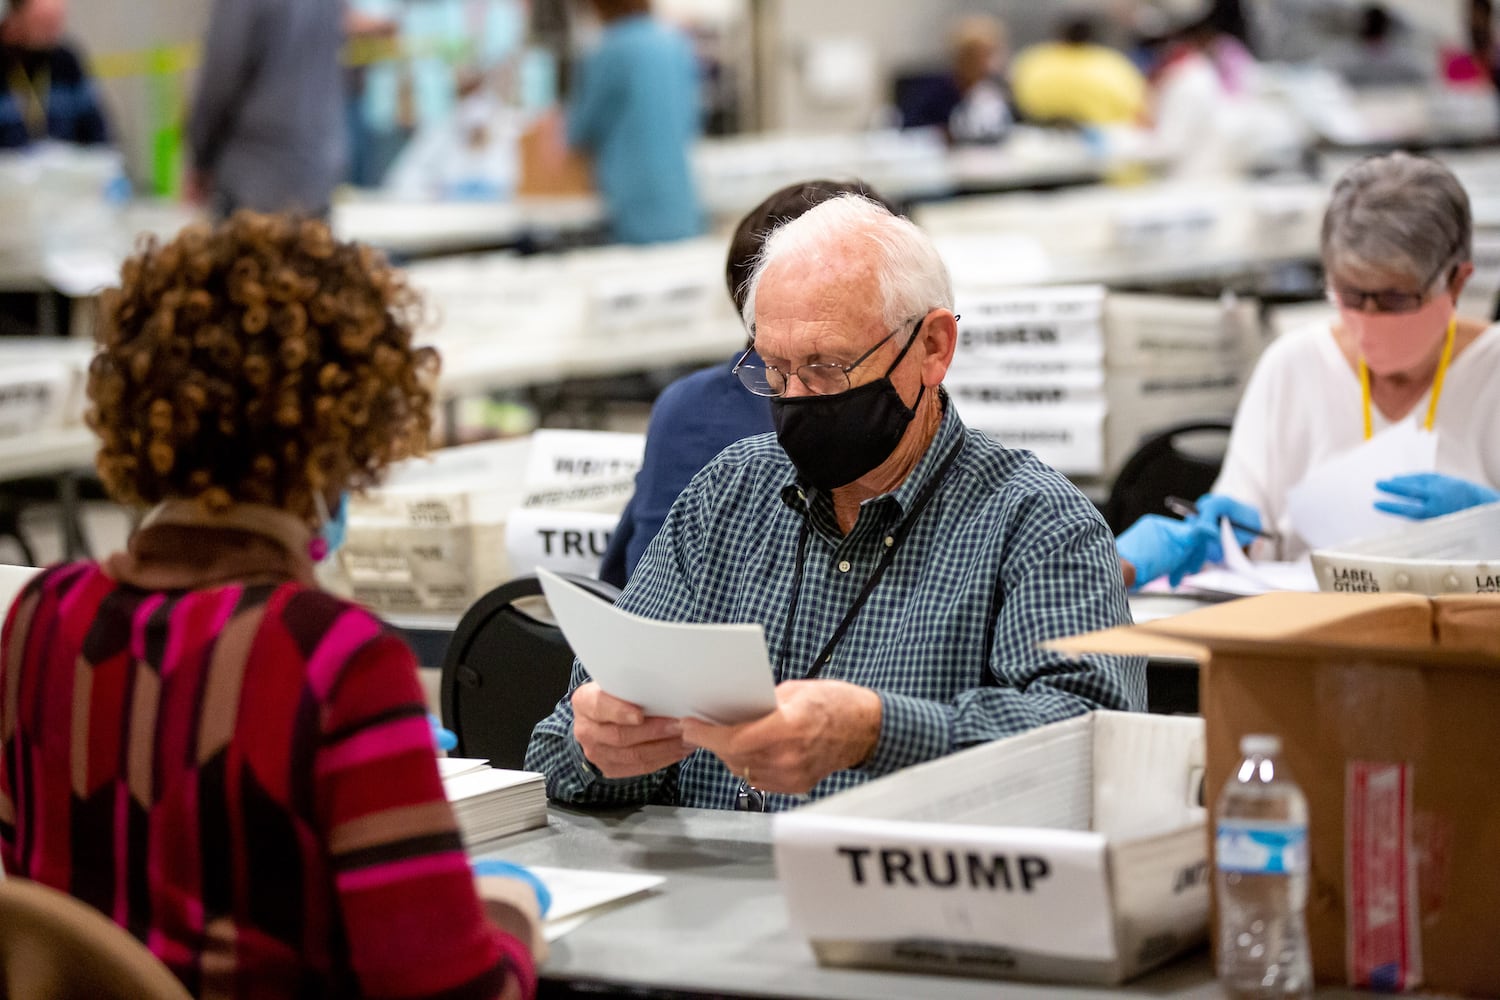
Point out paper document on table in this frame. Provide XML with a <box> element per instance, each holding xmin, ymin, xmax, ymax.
<box><xmin>536</xmin><ymin>567</ymin><xmax>777</xmax><ymax>724</ymax></box>
<box><xmin>1285</xmin><ymin>421</ymin><xmax>1438</xmax><ymax>550</ymax></box>
<box><xmin>1178</xmin><ymin>518</ymin><xmax>1317</xmax><ymax>596</ymax></box>
<box><xmin>438</xmin><ymin>757</ymin><xmax>491</xmax><ymax>780</ymax></box>
<box><xmin>477</xmin><ymin>865</ymin><xmax>665</xmax><ymax>942</ymax></box>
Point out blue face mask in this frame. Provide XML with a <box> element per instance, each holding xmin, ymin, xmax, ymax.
<box><xmin>322</xmin><ymin>493</ymin><xmax>349</xmax><ymax>558</ymax></box>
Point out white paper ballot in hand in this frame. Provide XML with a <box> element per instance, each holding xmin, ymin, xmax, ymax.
<box><xmin>1176</xmin><ymin>518</ymin><xmax>1317</xmax><ymax>597</ymax></box>
<box><xmin>1285</xmin><ymin>421</ymin><xmax>1438</xmax><ymax>550</ymax></box>
<box><xmin>536</xmin><ymin>568</ymin><xmax>778</xmax><ymax>724</ymax></box>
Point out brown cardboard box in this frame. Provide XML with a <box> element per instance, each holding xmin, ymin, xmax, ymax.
<box><xmin>517</xmin><ymin>113</ymin><xmax>594</xmax><ymax>198</ymax></box>
<box><xmin>1051</xmin><ymin>593</ymin><xmax>1500</xmax><ymax>996</ymax></box>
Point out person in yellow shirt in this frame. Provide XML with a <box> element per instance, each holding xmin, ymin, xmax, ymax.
<box><xmin>1011</xmin><ymin>16</ymin><xmax>1148</xmax><ymax>126</ymax></box>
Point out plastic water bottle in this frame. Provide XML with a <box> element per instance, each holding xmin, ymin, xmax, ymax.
<box><xmin>1215</xmin><ymin>734</ymin><xmax>1312</xmax><ymax>1000</ymax></box>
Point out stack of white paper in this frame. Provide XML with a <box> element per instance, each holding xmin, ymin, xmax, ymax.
<box><xmin>440</xmin><ymin>758</ymin><xmax>548</xmax><ymax>845</ymax></box>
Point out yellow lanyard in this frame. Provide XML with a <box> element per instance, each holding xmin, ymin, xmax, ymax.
<box><xmin>7</xmin><ymin>61</ymin><xmax>50</xmax><ymax>140</ymax></box>
<box><xmin>1358</xmin><ymin>315</ymin><xmax>1456</xmax><ymax>441</ymax></box>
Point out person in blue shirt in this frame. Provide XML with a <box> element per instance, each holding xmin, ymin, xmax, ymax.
<box><xmin>568</xmin><ymin>0</ymin><xmax>702</xmax><ymax>244</ymax></box>
<box><xmin>599</xmin><ymin>179</ymin><xmax>902</xmax><ymax>588</ymax></box>
<box><xmin>0</xmin><ymin>0</ymin><xmax>109</xmax><ymax>149</ymax></box>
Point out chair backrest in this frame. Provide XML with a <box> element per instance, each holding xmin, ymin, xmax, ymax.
<box><xmin>0</xmin><ymin>878</ymin><xmax>192</xmax><ymax>1000</ymax></box>
<box><xmin>439</xmin><ymin>572</ymin><xmax>622</xmax><ymax>769</ymax></box>
<box><xmin>1103</xmin><ymin>420</ymin><xmax>1234</xmax><ymax>535</ymax></box>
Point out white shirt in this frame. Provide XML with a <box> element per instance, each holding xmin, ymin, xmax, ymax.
<box><xmin>1153</xmin><ymin>53</ymin><xmax>1242</xmax><ymax>177</ymax></box>
<box><xmin>1214</xmin><ymin>322</ymin><xmax>1500</xmax><ymax>560</ymax></box>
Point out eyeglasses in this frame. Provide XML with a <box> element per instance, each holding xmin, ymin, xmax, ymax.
<box><xmin>732</xmin><ymin>318</ymin><xmax>918</xmax><ymax>398</ymax></box>
<box><xmin>1327</xmin><ymin>257</ymin><xmax>1457</xmax><ymax>315</ymax></box>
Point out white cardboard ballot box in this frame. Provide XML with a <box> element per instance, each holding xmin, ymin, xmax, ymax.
<box><xmin>340</xmin><ymin>431</ymin><xmax>642</xmax><ymax>613</ymax></box>
<box><xmin>1310</xmin><ymin>501</ymin><xmax>1500</xmax><ymax>596</ymax></box>
<box><xmin>773</xmin><ymin>711</ymin><xmax>1208</xmax><ymax>986</ymax></box>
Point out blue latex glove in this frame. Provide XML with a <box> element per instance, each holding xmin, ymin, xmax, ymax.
<box><xmin>1191</xmin><ymin>493</ymin><xmax>1263</xmax><ymax>563</ymax></box>
<box><xmin>428</xmin><ymin>713</ymin><xmax>458</xmax><ymax>752</ymax></box>
<box><xmin>473</xmin><ymin>859</ymin><xmax>552</xmax><ymax>917</ymax></box>
<box><xmin>1116</xmin><ymin>514</ymin><xmax>1218</xmax><ymax>590</ymax></box>
<box><xmin>1374</xmin><ymin>473</ymin><xmax>1500</xmax><ymax>520</ymax></box>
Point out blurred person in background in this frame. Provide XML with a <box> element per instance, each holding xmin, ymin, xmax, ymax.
<box><xmin>1141</xmin><ymin>0</ymin><xmax>1259</xmax><ymax>175</ymax></box>
<box><xmin>600</xmin><ymin>179</ymin><xmax>900</xmax><ymax>588</ymax></box>
<box><xmin>0</xmin><ymin>213</ymin><xmax>543</xmax><ymax>999</ymax></box>
<box><xmin>898</xmin><ymin>14</ymin><xmax>1012</xmax><ymax>144</ymax></box>
<box><xmin>1010</xmin><ymin>13</ymin><xmax>1148</xmax><ymax>126</ymax></box>
<box><xmin>566</xmin><ymin>0</ymin><xmax>702</xmax><ymax>244</ymax></box>
<box><xmin>1122</xmin><ymin>154</ymin><xmax>1500</xmax><ymax>584</ymax></box>
<box><xmin>0</xmin><ymin>0</ymin><xmax>108</xmax><ymax>148</ymax></box>
<box><xmin>1446</xmin><ymin>0</ymin><xmax>1500</xmax><ymax>91</ymax></box>
<box><xmin>385</xmin><ymin>67</ymin><xmax>524</xmax><ymax>201</ymax></box>
<box><xmin>1327</xmin><ymin>4</ymin><xmax>1433</xmax><ymax>87</ymax></box>
<box><xmin>1472</xmin><ymin>0</ymin><xmax>1500</xmax><ymax>88</ymax></box>
<box><xmin>188</xmin><ymin>0</ymin><xmax>345</xmax><ymax>217</ymax></box>
<box><xmin>943</xmin><ymin>15</ymin><xmax>1013</xmax><ymax>144</ymax></box>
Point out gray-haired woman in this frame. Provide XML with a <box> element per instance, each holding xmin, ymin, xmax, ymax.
<box><xmin>1210</xmin><ymin>152</ymin><xmax>1500</xmax><ymax>561</ymax></box>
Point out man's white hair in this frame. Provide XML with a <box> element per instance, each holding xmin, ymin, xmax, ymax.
<box><xmin>741</xmin><ymin>194</ymin><xmax>954</xmax><ymax>334</ymax></box>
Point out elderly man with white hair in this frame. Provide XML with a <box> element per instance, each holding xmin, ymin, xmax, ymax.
<box><xmin>526</xmin><ymin>195</ymin><xmax>1143</xmax><ymax>812</ymax></box>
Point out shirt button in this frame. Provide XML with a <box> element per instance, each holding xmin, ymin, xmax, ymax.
<box><xmin>838</xmin><ymin>560</ymin><xmax>852</xmax><ymax>573</ymax></box>
<box><xmin>884</xmin><ymin>536</ymin><xmax>894</xmax><ymax>548</ymax></box>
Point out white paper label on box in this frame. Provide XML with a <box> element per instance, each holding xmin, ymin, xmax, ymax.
<box><xmin>0</xmin><ymin>361</ymin><xmax>71</xmax><ymax>437</ymax></box>
<box><xmin>521</xmin><ymin>430</ymin><xmax>643</xmax><ymax>510</ymax></box>
<box><xmin>524</xmin><ymin>429</ymin><xmax>643</xmax><ymax>484</ymax></box>
<box><xmin>505</xmin><ymin>508</ymin><xmax>617</xmax><ymax>578</ymax></box>
<box><xmin>952</xmin><ymin>400</ymin><xmax>1106</xmax><ymax>476</ymax></box>
<box><xmin>775</xmin><ymin>814</ymin><xmax>1116</xmax><ymax>961</ymax></box>
<box><xmin>957</xmin><ymin>285</ymin><xmax>1106</xmax><ymax>323</ymax></box>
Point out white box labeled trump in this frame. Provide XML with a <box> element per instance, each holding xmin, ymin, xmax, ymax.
<box><xmin>773</xmin><ymin>712</ymin><xmax>1208</xmax><ymax>986</ymax></box>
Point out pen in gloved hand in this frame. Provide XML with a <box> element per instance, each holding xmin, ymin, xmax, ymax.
<box><xmin>1163</xmin><ymin>496</ymin><xmax>1278</xmax><ymax>544</ymax></box>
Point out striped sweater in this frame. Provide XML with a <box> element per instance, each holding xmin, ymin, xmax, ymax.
<box><xmin>0</xmin><ymin>527</ymin><xmax>534</xmax><ymax>1000</ymax></box>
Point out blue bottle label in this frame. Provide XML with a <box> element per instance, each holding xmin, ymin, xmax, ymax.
<box><xmin>1216</xmin><ymin>820</ymin><xmax>1308</xmax><ymax>875</ymax></box>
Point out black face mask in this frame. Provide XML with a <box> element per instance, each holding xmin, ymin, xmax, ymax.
<box><xmin>771</xmin><ymin>325</ymin><xmax>926</xmax><ymax>492</ymax></box>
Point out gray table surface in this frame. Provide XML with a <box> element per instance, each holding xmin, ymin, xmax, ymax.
<box><xmin>473</xmin><ymin>804</ymin><xmax>1227</xmax><ymax>1000</ymax></box>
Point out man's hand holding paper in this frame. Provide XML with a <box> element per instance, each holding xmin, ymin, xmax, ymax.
<box><xmin>680</xmin><ymin>680</ymin><xmax>883</xmax><ymax>795</ymax></box>
<box><xmin>574</xmin><ymin>673</ymin><xmax>883</xmax><ymax>794</ymax></box>
<box><xmin>571</xmin><ymin>682</ymin><xmax>694</xmax><ymax>779</ymax></box>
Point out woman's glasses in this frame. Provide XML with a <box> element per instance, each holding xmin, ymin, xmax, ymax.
<box><xmin>1327</xmin><ymin>259</ymin><xmax>1457</xmax><ymax>315</ymax></box>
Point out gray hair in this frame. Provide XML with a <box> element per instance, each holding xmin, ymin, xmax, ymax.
<box><xmin>741</xmin><ymin>194</ymin><xmax>954</xmax><ymax>332</ymax></box>
<box><xmin>1322</xmin><ymin>152</ymin><xmax>1472</xmax><ymax>286</ymax></box>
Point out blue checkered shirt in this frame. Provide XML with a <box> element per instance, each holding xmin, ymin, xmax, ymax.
<box><xmin>525</xmin><ymin>399</ymin><xmax>1144</xmax><ymax>810</ymax></box>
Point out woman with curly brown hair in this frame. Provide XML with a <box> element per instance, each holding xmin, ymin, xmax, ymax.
<box><xmin>0</xmin><ymin>213</ymin><xmax>540</xmax><ymax>1000</ymax></box>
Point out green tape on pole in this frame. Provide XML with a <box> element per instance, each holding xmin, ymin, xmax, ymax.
<box><xmin>145</xmin><ymin>46</ymin><xmax>182</xmax><ymax>197</ymax></box>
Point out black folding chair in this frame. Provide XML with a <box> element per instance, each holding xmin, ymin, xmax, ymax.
<box><xmin>1103</xmin><ymin>420</ymin><xmax>1233</xmax><ymax>535</ymax></box>
<box><xmin>438</xmin><ymin>572</ymin><xmax>621</xmax><ymax>769</ymax></box>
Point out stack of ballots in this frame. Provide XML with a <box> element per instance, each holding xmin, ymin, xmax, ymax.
<box><xmin>943</xmin><ymin>285</ymin><xmax>1264</xmax><ymax>479</ymax></box>
<box><xmin>440</xmin><ymin>759</ymin><xmax>548</xmax><ymax>846</ymax></box>
<box><xmin>945</xmin><ymin>285</ymin><xmax>1108</xmax><ymax>477</ymax></box>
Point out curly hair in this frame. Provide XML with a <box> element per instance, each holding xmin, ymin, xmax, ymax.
<box><xmin>87</xmin><ymin>212</ymin><xmax>439</xmax><ymax>518</ymax></box>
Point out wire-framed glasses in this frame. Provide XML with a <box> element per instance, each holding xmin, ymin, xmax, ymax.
<box><xmin>732</xmin><ymin>318</ymin><xmax>916</xmax><ymax>398</ymax></box>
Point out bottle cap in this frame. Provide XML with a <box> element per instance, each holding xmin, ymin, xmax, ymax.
<box><xmin>1241</xmin><ymin>734</ymin><xmax>1281</xmax><ymax>756</ymax></box>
